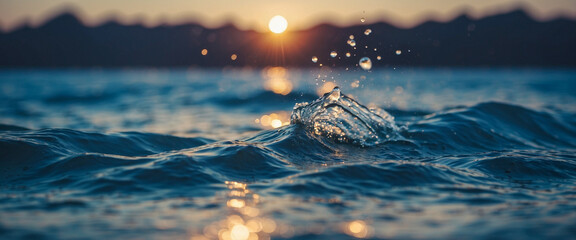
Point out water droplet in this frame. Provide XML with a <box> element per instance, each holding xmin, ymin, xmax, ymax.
<box><xmin>346</xmin><ymin>52</ymin><xmax>351</xmax><ymax>57</ymax></box>
<box><xmin>231</xmin><ymin>54</ymin><xmax>238</xmax><ymax>60</ymax></box>
<box><xmin>311</xmin><ymin>56</ymin><xmax>318</xmax><ymax>63</ymax></box>
<box><xmin>377</xmin><ymin>56</ymin><xmax>382</xmax><ymax>60</ymax></box>
<box><xmin>373</xmin><ymin>48</ymin><xmax>377</xmax><ymax>51</ymax></box>
<box><xmin>364</xmin><ymin>29</ymin><xmax>372</xmax><ymax>35</ymax></box>
<box><xmin>395</xmin><ymin>50</ymin><xmax>402</xmax><ymax>55</ymax></box>
<box><xmin>360</xmin><ymin>17</ymin><xmax>366</xmax><ymax>23</ymax></box>
<box><xmin>347</xmin><ymin>39</ymin><xmax>356</xmax><ymax>47</ymax></box>
<box><xmin>330</xmin><ymin>51</ymin><xmax>337</xmax><ymax>58</ymax></box>
<box><xmin>359</xmin><ymin>57</ymin><xmax>372</xmax><ymax>70</ymax></box>
<box><xmin>349</xmin><ymin>35</ymin><xmax>355</xmax><ymax>40</ymax></box>
<box><xmin>201</xmin><ymin>49</ymin><xmax>208</xmax><ymax>55</ymax></box>
<box><xmin>328</xmin><ymin>87</ymin><xmax>341</xmax><ymax>102</ymax></box>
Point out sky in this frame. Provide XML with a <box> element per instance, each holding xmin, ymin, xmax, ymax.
<box><xmin>1</xmin><ymin>0</ymin><xmax>575</xmax><ymax>32</ymax></box>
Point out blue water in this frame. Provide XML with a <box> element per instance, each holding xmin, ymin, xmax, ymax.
<box><xmin>1</xmin><ymin>68</ymin><xmax>576</xmax><ymax>240</ymax></box>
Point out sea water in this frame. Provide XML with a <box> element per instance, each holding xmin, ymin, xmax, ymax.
<box><xmin>1</xmin><ymin>68</ymin><xmax>576</xmax><ymax>239</ymax></box>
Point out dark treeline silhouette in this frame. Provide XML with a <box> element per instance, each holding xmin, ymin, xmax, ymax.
<box><xmin>1</xmin><ymin>9</ymin><xmax>575</xmax><ymax>68</ymax></box>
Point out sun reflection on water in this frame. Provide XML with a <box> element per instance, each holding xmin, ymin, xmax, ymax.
<box><xmin>343</xmin><ymin>220</ymin><xmax>374</xmax><ymax>238</ymax></box>
<box><xmin>262</xmin><ymin>66</ymin><xmax>292</xmax><ymax>95</ymax></box>
<box><xmin>255</xmin><ymin>111</ymin><xmax>290</xmax><ymax>129</ymax></box>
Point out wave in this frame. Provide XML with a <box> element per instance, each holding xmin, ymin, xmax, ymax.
<box><xmin>212</xmin><ymin>90</ymin><xmax>319</xmax><ymax>112</ymax></box>
<box><xmin>1</xmin><ymin>87</ymin><xmax>576</xmax><ymax>239</ymax></box>
<box><xmin>405</xmin><ymin>102</ymin><xmax>576</xmax><ymax>153</ymax></box>
<box><xmin>1</xmin><ymin>88</ymin><xmax>575</xmax><ymax>196</ymax></box>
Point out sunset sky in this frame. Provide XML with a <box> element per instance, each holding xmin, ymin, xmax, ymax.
<box><xmin>1</xmin><ymin>0</ymin><xmax>575</xmax><ymax>32</ymax></box>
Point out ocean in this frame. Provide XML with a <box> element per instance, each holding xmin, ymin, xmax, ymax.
<box><xmin>1</xmin><ymin>68</ymin><xmax>575</xmax><ymax>239</ymax></box>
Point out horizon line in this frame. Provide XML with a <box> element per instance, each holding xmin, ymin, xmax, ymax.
<box><xmin>2</xmin><ymin>3</ymin><xmax>576</xmax><ymax>34</ymax></box>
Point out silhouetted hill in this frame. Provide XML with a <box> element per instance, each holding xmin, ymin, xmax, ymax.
<box><xmin>1</xmin><ymin>9</ymin><xmax>575</xmax><ymax>67</ymax></box>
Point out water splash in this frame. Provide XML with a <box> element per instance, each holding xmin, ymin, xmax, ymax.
<box><xmin>291</xmin><ymin>87</ymin><xmax>400</xmax><ymax>146</ymax></box>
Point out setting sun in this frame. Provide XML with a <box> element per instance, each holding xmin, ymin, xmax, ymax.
<box><xmin>268</xmin><ymin>15</ymin><xmax>288</xmax><ymax>34</ymax></box>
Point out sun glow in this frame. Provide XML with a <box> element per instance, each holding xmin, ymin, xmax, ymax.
<box><xmin>268</xmin><ymin>15</ymin><xmax>288</xmax><ymax>34</ymax></box>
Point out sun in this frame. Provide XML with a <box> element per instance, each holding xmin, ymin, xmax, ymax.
<box><xmin>268</xmin><ymin>15</ymin><xmax>288</xmax><ymax>34</ymax></box>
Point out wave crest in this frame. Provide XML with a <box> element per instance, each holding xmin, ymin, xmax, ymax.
<box><xmin>290</xmin><ymin>87</ymin><xmax>400</xmax><ymax>146</ymax></box>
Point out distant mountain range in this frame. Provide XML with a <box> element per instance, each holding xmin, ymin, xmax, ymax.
<box><xmin>1</xmin><ymin>9</ymin><xmax>575</xmax><ymax>68</ymax></box>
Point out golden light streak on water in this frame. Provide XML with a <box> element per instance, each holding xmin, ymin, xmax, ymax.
<box><xmin>262</xmin><ymin>67</ymin><xmax>293</xmax><ymax>95</ymax></box>
<box><xmin>257</xmin><ymin>111</ymin><xmax>290</xmax><ymax>129</ymax></box>
<box><xmin>344</xmin><ymin>220</ymin><xmax>374</xmax><ymax>238</ymax></box>
<box><xmin>190</xmin><ymin>181</ymin><xmax>282</xmax><ymax>240</ymax></box>
<box><xmin>226</xmin><ymin>181</ymin><xmax>247</xmax><ymax>190</ymax></box>
<box><xmin>270</xmin><ymin>119</ymin><xmax>282</xmax><ymax>128</ymax></box>
<box><xmin>246</xmin><ymin>219</ymin><xmax>263</xmax><ymax>232</ymax></box>
<box><xmin>230</xmin><ymin>224</ymin><xmax>250</xmax><ymax>240</ymax></box>
<box><xmin>227</xmin><ymin>199</ymin><xmax>246</xmax><ymax>208</ymax></box>
<box><xmin>260</xmin><ymin>218</ymin><xmax>277</xmax><ymax>233</ymax></box>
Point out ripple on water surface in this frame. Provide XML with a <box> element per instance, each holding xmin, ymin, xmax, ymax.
<box><xmin>1</xmin><ymin>84</ymin><xmax>576</xmax><ymax>239</ymax></box>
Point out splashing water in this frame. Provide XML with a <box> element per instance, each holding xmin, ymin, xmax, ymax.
<box><xmin>359</xmin><ymin>57</ymin><xmax>372</xmax><ymax>70</ymax></box>
<box><xmin>291</xmin><ymin>87</ymin><xmax>399</xmax><ymax>146</ymax></box>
